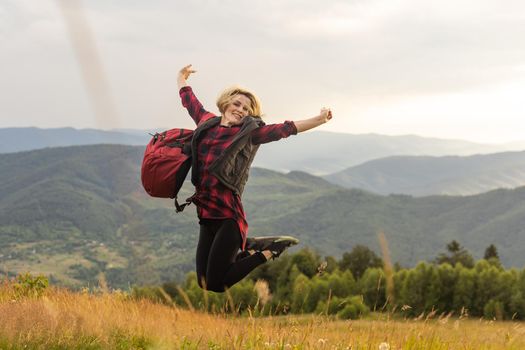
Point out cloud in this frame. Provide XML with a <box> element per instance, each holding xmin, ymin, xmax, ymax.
<box><xmin>1</xmin><ymin>0</ymin><xmax>524</xmax><ymax>142</ymax></box>
<box><xmin>271</xmin><ymin>0</ymin><xmax>525</xmax><ymax>97</ymax></box>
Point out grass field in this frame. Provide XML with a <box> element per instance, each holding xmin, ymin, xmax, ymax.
<box><xmin>1</xmin><ymin>280</ymin><xmax>524</xmax><ymax>349</ymax></box>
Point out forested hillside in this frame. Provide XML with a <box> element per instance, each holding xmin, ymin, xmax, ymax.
<box><xmin>1</xmin><ymin>145</ymin><xmax>524</xmax><ymax>289</ymax></box>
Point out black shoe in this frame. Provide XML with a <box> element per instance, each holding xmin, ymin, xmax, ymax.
<box><xmin>246</xmin><ymin>236</ymin><xmax>299</xmax><ymax>259</ymax></box>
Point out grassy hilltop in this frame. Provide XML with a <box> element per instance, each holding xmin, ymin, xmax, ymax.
<box><xmin>1</xmin><ymin>279</ymin><xmax>524</xmax><ymax>349</ymax></box>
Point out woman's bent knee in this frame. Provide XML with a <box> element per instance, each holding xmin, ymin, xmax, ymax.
<box><xmin>202</xmin><ymin>280</ymin><xmax>226</xmax><ymax>293</ymax></box>
<box><xmin>197</xmin><ymin>274</ymin><xmax>225</xmax><ymax>292</ymax></box>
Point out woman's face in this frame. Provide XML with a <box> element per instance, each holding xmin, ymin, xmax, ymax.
<box><xmin>221</xmin><ymin>94</ymin><xmax>251</xmax><ymax>127</ymax></box>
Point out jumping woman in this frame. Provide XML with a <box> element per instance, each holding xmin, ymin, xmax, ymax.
<box><xmin>178</xmin><ymin>64</ymin><xmax>333</xmax><ymax>292</ymax></box>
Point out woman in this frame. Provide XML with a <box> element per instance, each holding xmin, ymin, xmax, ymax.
<box><xmin>178</xmin><ymin>64</ymin><xmax>332</xmax><ymax>292</ymax></box>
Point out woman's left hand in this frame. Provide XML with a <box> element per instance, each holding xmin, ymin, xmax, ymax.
<box><xmin>290</xmin><ymin>107</ymin><xmax>334</xmax><ymax>133</ymax></box>
<box><xmin>320</xmin><ymin>107</ymin><xmax>333</xmax><ymax>123</ymax></box>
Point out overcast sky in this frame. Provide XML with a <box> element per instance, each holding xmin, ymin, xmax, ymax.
<box><xmin>1</xmin><ymin>0</ymin><xmax>524</xmax><ymax>143</ymax></box>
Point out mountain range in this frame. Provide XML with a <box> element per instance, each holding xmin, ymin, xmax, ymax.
<box><xmin>325</xmin><ymin>151</ymin><xmax>525</xmax><ymax>196</ymax></box>
<box><xmin>3</xmin><ymin>127</ymin><xmax>525</xmax><ymax>175</ymax></box>
<box><xmin>1</xmin><ymin>144</ymin><xmax>524</xmax><ymax>289</ymax></box>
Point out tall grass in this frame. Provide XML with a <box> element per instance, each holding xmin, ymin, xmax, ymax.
<box><xmin>1</xmin><ymin>278</ymin><xmax>525</xmax><ymax>349</ymax></box>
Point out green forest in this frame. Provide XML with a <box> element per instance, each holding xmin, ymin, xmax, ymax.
<box><xmin>134</xmin><ymin>241</ymin><xmax>525</xmax><ymax>320</ymax></box>
<box><xmin>2</xmin><ymin>144</ymin><xmax>525</xmax><ymax>290</ymax></box>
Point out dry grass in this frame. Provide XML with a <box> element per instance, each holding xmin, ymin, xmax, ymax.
<box><xmin>1</xmin><ymin>282</ymin><xmax>524</xmax><ymax>349</ymax></box>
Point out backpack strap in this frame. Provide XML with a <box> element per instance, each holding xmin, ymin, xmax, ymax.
<box><xmin>174</xmin><ymin>193</ymin><xmax>196</xmax><ymax>213</ymax></box>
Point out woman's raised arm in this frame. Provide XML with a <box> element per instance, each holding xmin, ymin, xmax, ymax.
<box><xmin>177</xmin><ymin>64</ymin><xmax>197</xmax><ymax>90</ymax></box>
<box><xmin>294</xmin><ymin>108</ymin><xmax>333</xmax><ymax>133</ymax></box>
<box><xmin>177</xmin><ymin>64</ymin><xmax>215</xmax><ymax>124</ymax></box>
<box><xmin>251</xmin><ymin>108</ymin><xmax>333</xmax><ymax>145</ymax></box>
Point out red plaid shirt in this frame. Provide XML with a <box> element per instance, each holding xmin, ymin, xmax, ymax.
<box><xmin>180</xmin><ymin>86</ymin><xmax>297</xmax><ymax>248</ymax></box>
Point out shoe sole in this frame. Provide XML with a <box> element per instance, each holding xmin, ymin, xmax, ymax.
<box><xmin>269</xmin><ymin>237</ymin><xmax>299</xmax><ymax>259</ymax></box>
<box><xmin>246</xmin><ymin>236</ymin><xmax>299</xmax><ymax>251</ymax></box>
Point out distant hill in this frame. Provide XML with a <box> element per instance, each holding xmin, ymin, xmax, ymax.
<box><xmin>1</xmin><ymin>127</ymin><xmax>521</xmax><ymax>175</ymax></box>
<box><xmin>0</xmin><ymin>127</ymin><xmax>150</xmax><ymax>153</ymax></box>
<box><xmin>254</xmin><ymin>131</ymin><xmax>519</xmax><ymax>174</ymax></box>
<box><xmin>0</xmin><ymin>144</ymin><xmax>198</xmax><ymax>287</ymax></box>
<box><xmin>1</xmin><ymin>145</ymin><xmax>524</xmax><ymax>289</ymax></box>
<box><xmin>324</xmin><ymin>151</ymin><xmax>525</xmax><ymax>196</ymax></box>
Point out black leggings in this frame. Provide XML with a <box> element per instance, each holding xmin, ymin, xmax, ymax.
<box><xmin>196</xmin><ymin>219</ymin><xmax>266</xmax><ymax>292</ymax></box>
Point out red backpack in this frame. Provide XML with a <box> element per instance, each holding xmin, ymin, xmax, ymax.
<box><xmin>141</xmin><ymin>128</ymin><xmax>193</xmax><ymax>211</ymax></box>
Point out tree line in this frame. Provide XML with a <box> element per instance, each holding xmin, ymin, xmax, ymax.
<box><xmin>133</xmin><ymin>241</ymin><xmax>525</xmax><ymax>320</ymax></box>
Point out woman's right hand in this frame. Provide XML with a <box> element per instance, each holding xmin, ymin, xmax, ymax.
<box><xmin>177</xmin><ymin>64</ymin><xmax>196</xmax><ymax>88</ymax></box>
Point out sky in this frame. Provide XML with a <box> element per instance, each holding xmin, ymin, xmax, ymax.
<box><xmin>1</xmin><ymin>0</ymin><xmax>524</xmax><ymax>144</ymax></box>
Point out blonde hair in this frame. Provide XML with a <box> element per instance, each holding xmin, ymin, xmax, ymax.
<box><xmin>216</xmin><ymin>86</ymin><xmax>262</xmax><ymax>117</ymax></box>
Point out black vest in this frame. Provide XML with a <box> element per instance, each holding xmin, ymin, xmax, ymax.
<box><xmin>191</xmin><ymin>116</ymin><xmax>265</xmax><ymax>196</ymax></box>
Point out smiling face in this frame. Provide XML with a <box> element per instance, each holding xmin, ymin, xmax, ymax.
<box><xmin>216</xmin><ymin>86</ymin><xmax>262</xmax><ymax>126</ymax></box>
<box><xmin>221</xmin><ymin>94</ymin><xmax>252</xmax><ymax>127</ymax></box>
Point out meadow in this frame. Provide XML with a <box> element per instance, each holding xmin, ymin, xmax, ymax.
<box><xmin>1</xmin><ymin>279</ymin><xmax>524</xmax><ymax>350</ymax></box>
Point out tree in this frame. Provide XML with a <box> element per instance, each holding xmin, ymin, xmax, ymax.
<box><xmin>453</xmin><ymin>265</ymin><xmax>476</xmax><ymax>313</ymax></box>
<box><xmin>484</xmin><ymin>244</ymin><xmax>499</xmax><ymax>260</ymax></box>
<box><xmin>323</xmin><ymin>256</ymin><xmax>338</xmax><ymax>274</ymax></box>
<box><xmin>290</xmin><ymin>248</ymin><xmax>320</xmax><ymax>278</ymax></box>
<box><xmin>291</xmin><ymin>273</ymin><xmax>312</xmax><ymax>313</ymax></box>
<box><xmin>339</xmin><ymin>245</ymin><xmax>383</xmax><ymax>280</ymax></box>
<box><xmin>447</xmin><ymin>240</ymin><xmax>461</xmax><ymax>254</ymax></box>
<box><xmin>248</xmin><ymin>254</ymin><xmax>292</xmax><ymax>292</ymax></box>
<box><xmin>435</xmin><ymin>240</ymin><xmax>474</xmax><ymax>268</ymax></box>
<box><xmin>433</xmin><ymin>263</ymin><xmax>458</xmax><ymax>312</ymax></box>
<box><xmin>397</xmin><ymin>262</ymin><xmax>438</xmax><ymax>315</ymax></box>
<box><xmin>358</xmin><ymin>267</ymin><xmax>386</xmax><ymax>310</ymax></box>
<box><xmin>306</xmin><ymin>276</ymin><xmax>330</xmax><ymax>313</ymax></box>
<box><xmin>473</xmin><ymin>262</ymin><xmax>502</xmax><ymax>316</ymax></box>
<box><xmin>509</xmin><ymin>269</ymin><xmax>525</xmax><ymax>320</ymax></box>
<box><xmin>326</xmin><ymin>269</ymin><xmax>356</xmax><ymax>298</ymax></box>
